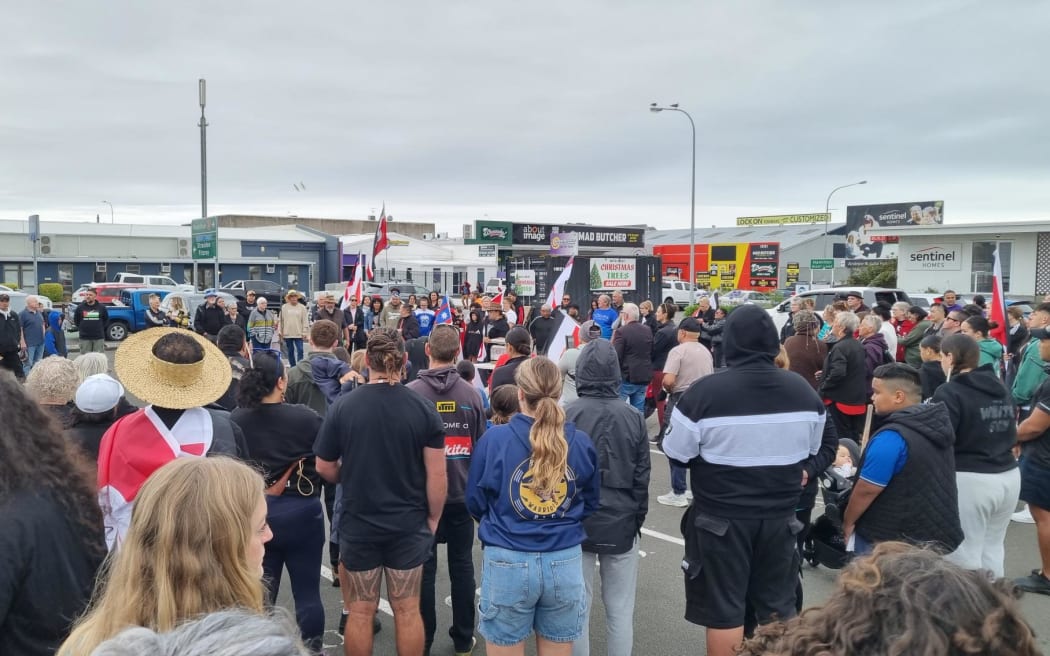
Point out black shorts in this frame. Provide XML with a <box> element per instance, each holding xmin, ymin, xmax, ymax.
<box><xmin>1021</xmin><ymin>458</ymin><xmax>1050</xmax><ymax>510</ymax></box>
<box><xmin>340</xmin><ymin>526</ymin><xmax>434</xmax><ymax>572</ymax></box>
<box><xmin>681</xmin><ymin>510</ymin><xmax>801</xmax><ymax>630</ymax></box>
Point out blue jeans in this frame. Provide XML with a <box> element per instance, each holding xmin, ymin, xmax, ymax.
<box><xmin>479</xmin><ymin>545</ymin><xmax>586</xmax><ymax>646</ymax></box>
<box><xmin>23</xmin><ymin>343</ymin><xmax>45</xmax><ymax>375</ymax></box>
<box><xmin>670</xmin><ymin>462</ymin><xmax>688</xmax><ymax>495</ymax></box>
<box><xmin>573</xmin><ymin>540</ymin><xmax>639</xmax><ymax>656</ymax></box>
<box><xmin>422</xmin><ymin>503</ymin><xmax>476</xmax><ymax>653</ymax></box>
<box><xmin>263</xmin><ymin>495</ymin><xmax>325</xmax><ymax>652</ymax></box>
<box><xmin>620</xmin><ymin>381</ymin><xmax>647</xmax><ymax>414</ymax></box>
<box><xmin>284</xmin><ymin>337</ymin><xmax>304</xmax><ymax>367</ymax></box>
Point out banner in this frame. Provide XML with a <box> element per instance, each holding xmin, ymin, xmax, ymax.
<box><xmin>736</xmin><ymin>213</ymin><xmax>828</xmax><ymax>227</ymax></box>
<box><xmin>589</xmin><ymin>258</ymin><xmax>637</xmax><ymax>290</ymax></box>
<box><xmin>845</xmin><ymin>201</ymin><xmax>944</xmax><ymax>261</ymax></box>
<box><xmin>549</xmin><ymin>230</ymin><xmax>579</xmax><ymax>256</ymax></box>
<box><xmin>904</xmin><ymin>243</ymin><xmax>962</xmax><ymax>271</ymax></box>
<box><xmin>513</xmin><ymin>269</ymin><xmax>537</xmax><ymax>296</ymax></box>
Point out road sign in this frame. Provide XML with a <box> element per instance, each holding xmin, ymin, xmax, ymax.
<box><xmin>192</xmin><ymin>217</ymin><xmax>218</xmax><ymax>260</ymax></box>
<box><xmin>810</xmin><ymin>258</ymin><xmax>834</xmax><ymax>270</ymax></box>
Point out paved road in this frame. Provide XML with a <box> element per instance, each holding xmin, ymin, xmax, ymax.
<box><xmin>91</xmin><ymin>344</ymin><xmax>1050</xmax><ymax>654</ymax></box>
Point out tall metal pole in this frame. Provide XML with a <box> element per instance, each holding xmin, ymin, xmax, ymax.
<box><xmin>200</xmin><ymin>79</ymin><xmax>215</xmax><ymax>288</ymax></box>
<box><xmin>102</xmin><ymin>200</ymin><xmax>114</xmax><ymax>224</ymax></box>
<box><xmin>823</xmin><ymin>180</ymin><xmax>867</xmax><ymax>286</ymax></box>
<box><xmin>650</xmin><ymin>104</ymin><xmax>696</xmax><ymax>293</ymax></box>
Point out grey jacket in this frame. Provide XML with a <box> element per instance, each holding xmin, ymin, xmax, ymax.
<box><xmin>565</xmin><ymin>340</ymin><xmax>651</xmax><ymax>554</ymax></box>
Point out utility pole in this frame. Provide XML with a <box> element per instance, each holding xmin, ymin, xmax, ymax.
<box><xmin>199</xmin><ymin>78</ymin><xmax>217</xmax><ymax>288</ymax></box>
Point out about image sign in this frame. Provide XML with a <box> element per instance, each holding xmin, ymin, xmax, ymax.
<box><xmin>589</xmin><ymin>258</ymin><xmax>636</xmax><ymax>290</ymax></box>
<box><xmin>905</xmin><ymin>244</ymin><xmax>962</xmax><ymax>271</ymax></box>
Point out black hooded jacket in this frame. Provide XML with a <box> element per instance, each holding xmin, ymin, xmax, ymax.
<box><xmin>931</xmin><ymin>364</ymin><xmax>1018</xmax><ymax>474</ymax></box>
<box><xmin>463</xmin><ymin>310</ymin><xmax>484</xmax><ymax>360</ymax></box>
<box><xmin>565</xmin><ymin>340</ymin><xmax>651</xmax><ymax>554</ymax></box>
<box><xmin>818</xmin><ymin>334</ymin><xmax>867</xmax><ymax>405</ymax></box>
<box><xmin>855</xmin><ymin>403</ymin><xmax>963</xmax><ymax>551</ymax></box>
<box><xmin>662</xmin><ymin>305</ymin><xmax>837</xmax><ymax>518</ymax></box>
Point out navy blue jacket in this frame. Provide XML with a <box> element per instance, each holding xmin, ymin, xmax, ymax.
<box><xmin>467</xmin><ymin>414</ymin><xmax>600</xmax><ymax>552</ymax></box>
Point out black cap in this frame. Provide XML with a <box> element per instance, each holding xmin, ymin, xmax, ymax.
<box><xmin>679</xmin><ymin>317</ymin><xmax>703</xmax><ymax>333</ymax></box>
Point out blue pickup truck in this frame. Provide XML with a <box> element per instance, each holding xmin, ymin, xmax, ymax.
<box><xmin>104</xmin><ymin>288</ymin><xmax>173</xmax><ymax>341</ymax></box>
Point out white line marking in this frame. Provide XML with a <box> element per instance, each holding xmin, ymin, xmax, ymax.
<box><xmin>641</xmin><ymin>527</ymin><xmax>685</xmax><ymax>546</ymax></box>
<box><xmin>321</xmin><ymin>565</ymin><xmax>394</xmax><ymax>616</ymax></box>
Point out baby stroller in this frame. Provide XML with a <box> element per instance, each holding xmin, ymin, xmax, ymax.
<box><xmin>802</xmin><ymin>438</ymin><xmax>861</xmax><ymax>570</ymax></box>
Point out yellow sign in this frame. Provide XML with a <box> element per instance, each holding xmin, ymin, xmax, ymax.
<box><xmin>735</xmin><ymin>213</ymin><xmax>829</xmax><ymax>227</ymax></box>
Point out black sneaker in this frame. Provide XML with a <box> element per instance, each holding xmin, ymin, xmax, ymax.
<box><xmin>338</xmin><ymin>610</ymin><xmax>349</xmax><ymax>636</ymax></box>
<box><xmin>1014</xmin><ymin>571</ymin><xmax>1050</xmax><ymax>595</ymax></box>
<box><xmin>331</xmin><ymin>563</ymin><xmax>341</xmax><ymax>587</ymax></box>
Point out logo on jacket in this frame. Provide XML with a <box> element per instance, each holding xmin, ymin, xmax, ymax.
<box><xmin>509</xmin><ymin>458</ymin><xmax>578</xmax><ymax>520</ymax></box>
<box><xmin>445</xmin><ymin>436</ymin><xmax>472</xmax><ymax>459</ymax></box>
<box><xmin>437</xmin><ymin>401</ymin><xmax>456</xmax><ymax>413</ymax></box>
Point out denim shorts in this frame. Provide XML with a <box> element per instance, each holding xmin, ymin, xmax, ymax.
<box><xmin>478</xmin><ymin>545</ymin><xmax>585</xmax><ymax>646</ymax></box>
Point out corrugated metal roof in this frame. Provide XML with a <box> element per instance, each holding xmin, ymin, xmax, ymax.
<box><xmin>647</xmin><ymin>222</ymin><xmax>846</xmax><ymax>250</ymax></box>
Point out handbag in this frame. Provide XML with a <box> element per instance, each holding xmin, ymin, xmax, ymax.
<box><xmin>265</xmin><ymin>459</ymin><xmax>305</xmax><ymax>496</ymax></box>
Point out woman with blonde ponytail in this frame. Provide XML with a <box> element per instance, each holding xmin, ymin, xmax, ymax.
<box><xmin>467</xmin><ymin>356</ymin><xmax>600</xmax><ymax>655</ymax></box>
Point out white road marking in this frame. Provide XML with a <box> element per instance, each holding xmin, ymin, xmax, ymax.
<box><xmin>321</xmin><ymin>565</ymin><xmax>393</xmax><ymax>616</ymax></box>
<box><xmin>641</xmin><ymin>527</ymin><xmax>685</xmax><ymax>546</ymax></box>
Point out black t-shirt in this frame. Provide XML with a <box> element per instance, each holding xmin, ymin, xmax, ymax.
<box><xmin>489</xmin><ymin>355</ymin><xmax>528</xmax><ymax>391</ymax></box>
<box><xmin>1027</xmin><ymin>377</ymin><xmax>1050</xmax><ymax>468</ymax></box>
<box><xmin>232</xmin><ymin>403</ymin><xmax>324</xmax><ymax>497</ymax></box>
<box><xmin>313</xmin><ymin>383</ymin><xmax>445</xmax><ymax>540</ymax></box>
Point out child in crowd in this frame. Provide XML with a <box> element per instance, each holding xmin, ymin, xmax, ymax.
<box><xmin>832</xmin><ymin>444</ymin><xmax>856</xmax><ymax>479</ymax></box>
<box><xmin>919</xmin><ymin>334</ymin><xmax>947</xmax><ymax>401</ymax></box>
<box><xmin>487</xmin><ymin>383</ymin><xmax>519</xmax><ymax>428</ymax></box>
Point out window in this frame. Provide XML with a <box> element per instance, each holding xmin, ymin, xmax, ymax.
<box><xmin>286</xmin><ymin>266</ymin><xmax>300</xmax><ymax>288</ymax></box>
<box><xmin>711</xmin><ymin>245</ymin><xmax>737</xmax><ymax>261</ymax></box>
<box><xmin>248</xmin><ymin>265</ymin><xmax>261</xmax><ymax>280</ymax></box>
<box><xmin>971</xmin><ymin>241</ymin><xmax>1012</xmax><ymax>293</ymax></box>
<box><xmin>58</xmin><ymin>264</ymin><xmax>74</xmax><ymax>296</ymax></box>
<box><xmin>125</xmin><ymin>264</ymin><xmax>141</xmax><ymax>274</ymax></box>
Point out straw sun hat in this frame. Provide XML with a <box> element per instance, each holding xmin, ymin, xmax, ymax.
<box><xmin>115</xmin><ymin>327</ymin><xmax>232</xmax><ymax>410</ymax></box>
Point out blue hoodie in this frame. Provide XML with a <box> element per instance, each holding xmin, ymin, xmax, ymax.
<box><xmin>310</xmin><ymin>355</ymin><xmax>351</xmax><ymax>405</ymax></box>
<box><xmin>467</xmin><ymin>413</ymin><xmax>600</xmax><ymax>552</ymax></box>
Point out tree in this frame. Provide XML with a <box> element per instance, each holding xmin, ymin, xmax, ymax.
<box><xmin>589</xmin><ymin>263</ymin><xmax>602</xmax><ymax>290</ymax></box>
<box><xmin>846</xmin><ymin>259</ymin><xmax>898</xmax><ymax>288</ymax></box>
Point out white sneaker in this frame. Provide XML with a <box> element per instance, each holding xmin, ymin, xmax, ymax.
<box><xmin>685</xmin><ymin>490</ymin><xmax>693</xmax><ymax>501</ymax></box>
<box><xmin>657</xmin><ymin>492</ymin><xmax>690</xmax><ymax>507</ymax></box>
<box><xmin>1012</xmin><ymin>505</ymin><xmax>1036</xmax><ymax>524</ymax></box>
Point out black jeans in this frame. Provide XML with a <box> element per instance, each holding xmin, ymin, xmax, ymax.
<box><xmin>323</xmin><ymin>480</ymin><xmax>339</xmax><ymax>567</ymax></box>
<box><xmin>263</xmin><ymin>495</ymin><xmax>326</xmax><ymax>652</ymax></box>
<box><xmin>421</xmin><ymin>502</ymin><xmax>476</xmax><ymax>652</ymax></box>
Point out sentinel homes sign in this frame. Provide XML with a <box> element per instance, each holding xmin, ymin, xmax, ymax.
<box><xmin>905</xmin><ymin>244</ymin><xmax>962</xmax><ymax>271</ymax></box>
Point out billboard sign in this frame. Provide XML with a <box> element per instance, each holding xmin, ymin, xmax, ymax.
<box><xmin>747</xmin><ymin>243</ymin><xmax>780</xmax><ymax>289</ymax></box>
<box><xmin>905</xmin><ymin>243</ymin><xmax>963</xmax><ymax>271</ymax></box>
<box><xmin>845</xmin><ymin>201</ymin><xmax>944</xmax><ymax>261</ymax></box>
<box><xmin>736</xmin><ymin>213</ymin><xmax>828</xmax><ymax>227</ymax></box>
<box><xmin>512</xmin><ymin>223</ymin><xmax>645</xmax><ymax>248</ymax></box>
<box><xmin>549</xmin><ymin>230</ymin><xmax>579</xmax><ymax>256</ymax></box>
<box><xmin>513</xmin><ymin>269</ymin><xmax>537</xmax><ymax>296</ymax></box>
<box><xmin>589</xmin><ymin>258</ymin><xmax>636</xmax><ymax>290</ymax></box>
<box><xmin>471</xmin><ymin>220</ymin><xmax>514</xmax><ymax>246</ymax></box>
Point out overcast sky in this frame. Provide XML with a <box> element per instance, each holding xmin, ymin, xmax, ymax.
<box><xmin>3</xmin><ymin>1</ymin><xmax>1048</xmax><ymax>235</ymax></box>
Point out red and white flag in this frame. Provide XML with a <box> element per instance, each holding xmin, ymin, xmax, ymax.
<box><xmin>341</xmin><ymin>254</ymin><xmax>364</xmax><ymax>311</ymax></box>
<box><xmin>97</xmin><ymin>407</ymin><xmax>215</xmax><ymax>551</ymax></box>
<box><xmin>545</xmin><ymin>312</ymin><xmax>581</xmax><ymax>364</ymax></box>
<box><xmin>989</xmin><ymin>247</ymin><xmax>1007</xmax><ymax>347</ymax></box>
<box><xmin>543</xmin><ymin>256</ymin><xmax>575</xmax><ymax>311</ymax></box>
<box><xmin>370</xmin><ymin>203</ymin><xmax>389</xmax><ymax>282</ymax></box>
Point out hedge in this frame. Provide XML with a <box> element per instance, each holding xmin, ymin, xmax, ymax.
<box><xmin>38</xmin><ymin>283</ymin><xmax>65</xmax><ymax>303</ymax></box>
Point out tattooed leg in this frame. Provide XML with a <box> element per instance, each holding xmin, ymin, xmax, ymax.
<box><xmin>343</xmin><ymin>567</ymin><xmax>382</xmax><ymax>656</ymax></box>
<box><xmin>386</xmin><ymin>566</ymin><xmax>425</xmax><ymax>656</ymax></box>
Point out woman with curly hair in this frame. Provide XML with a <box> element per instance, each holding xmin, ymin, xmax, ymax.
<box><xmin>0</xmin><ymin>371</ymin><xmax>107</xmax><ymax>656</ymax></box>
<box><xmin>737</xmin><ymin>542</ymin><xmax>1041</xmax><ymax>656</ymax></box>
<box><xmin>60</xmin><ymin>457</ymin><xmax>272</xmax><ymax>656</ymax></box>
<box><xmin>25</xmin><ymin>354</ymin><xmax>81</xmax><ymax>426</ymax></box>
<box><xmin>231</xmin><ymin>351</ymin><xmax>326</xmax><ymax>652</ymax></box>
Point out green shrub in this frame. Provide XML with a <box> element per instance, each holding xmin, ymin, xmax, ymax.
<box><xmin>1</xmin><ymin>282</ymin><xmax>19</xmax><ymax>290</ymax></box>
<box><xmin>38</xmin><ymin>283</ymin><xmax>65</xmax><ymax>303</ymax></box>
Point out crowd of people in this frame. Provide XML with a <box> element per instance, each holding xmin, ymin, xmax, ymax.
<box><xmin>1</xmin><ymin>283</ymin><xmax>1048</xmax><ymax>656</ymax></box>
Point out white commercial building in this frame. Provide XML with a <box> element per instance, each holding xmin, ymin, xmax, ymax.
<box><xmin>869</xmin><ymin>221</ymin><xmax>1050</xmax><ymax>298</ymax></box>
<box><xmin>339</xmin><ymin>232</ymin><xmax>499</xmax><ymax>292</ymax></box>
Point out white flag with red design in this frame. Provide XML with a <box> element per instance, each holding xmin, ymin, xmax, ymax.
<box><xmin>545</xmin><ymin>312</ymin><xmax>581</xmax><ymax>364</ymax></box>
<box><xmin>341</xmin><ymin>254</ymin><xmax>364</xmax><ymax>311</ymax></box>
<box><xmin>989</xmin><ymin>247</ymin><xmax>1007</xmax><ymax>347</ymax></box>
<box><xmin>544</xmin><ymin>257</ymin><xmax>575</xmax><ymax>311</ymax></box>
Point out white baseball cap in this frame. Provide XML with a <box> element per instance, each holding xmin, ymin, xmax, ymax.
<box><xmin>75</xmin><ymin>374</ymin><xmax>125</xmax><ymax>413</ymax></box>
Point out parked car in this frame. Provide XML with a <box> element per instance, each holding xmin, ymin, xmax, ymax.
<box><xmin>112</xmin><ymin>272</ymin><xmax>194</xmax><ymax>292</ymax></box>
<box><xmin>720</xmin><ymin>290</ymin><xmax>772</xmax><ymax>307</ymax></box>
<box><xmin>661</xmin><ymin>279</ymin><xmax>696</xmax><ymax>308</ymax></box>
<box><xmin>160</xmin><ymin>291</ymin><xmax>239</xmax><ymax>327</ymax></box>
<box><xmin>71</xmin><ymin>282</ymin><xmax>146</xmax><ymax>305</ymax></box>
<box><xmin>484</xmin><ymin>278</ymin><xmax>505</xmax><ymax>295</ymax></box>
<box><xmin>102</xmin><ymin>288</ymin><xmax>174</xmax><ymax>341</ymax></box>
<box><xmin>220</xmin><ymin>279</ymin><xmax>287</xmax><ymax>306</ymax></box>
<box><xmin>363</xmin><ymin>282</ymin><xmax>433</xmax><ymax>303</ymax></box>
<box><xmin>768</xmin><ymin>287</ymin><xmax>911</xmax><ymax>332</ymax></box>
<box><xmin>5</xmin><ymin>291</ymin><xmax>54</xmax><ymax>315</ymax></box>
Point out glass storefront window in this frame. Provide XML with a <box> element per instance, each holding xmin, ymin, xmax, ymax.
<box><xmin>971</xmin><ymin>241</ymin><xmax>1011</xmax><ymax>293</ymax></box>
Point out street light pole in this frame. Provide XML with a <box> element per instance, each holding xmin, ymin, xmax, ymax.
<box><xmin>199</xmin><ymin>79</ymin><xmax>213</xmax><ymax>288</ymax></box>
<box><xmin>650</xmin><ymin>103</ymin><xmax>696</xmax><ymax>294</ymax></box>
<box><xmin>823</xmin><ymin>180</ymin><xmax>867</xmax><ymax>285</ymax></box>
<box><xmin>101</xmin><ymin>200</ymin><xmax>114</xmax><ymax>224</ymax></box>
